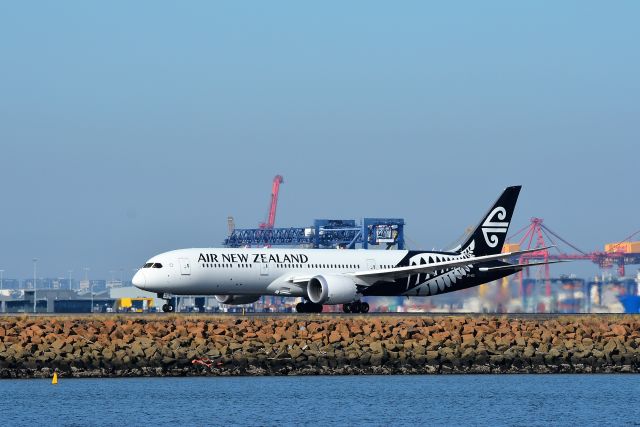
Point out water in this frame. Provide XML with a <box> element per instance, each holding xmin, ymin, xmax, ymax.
<box><xmin>1</xmin><ymin>375</ymin><xmax>638</xmax><ymax>426</ymax></box>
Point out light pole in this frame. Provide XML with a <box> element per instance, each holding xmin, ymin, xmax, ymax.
<box><xmin>68</xmin><ymin>270</ymin><xmax>73</xmax><ymax>290</ymax></box>
<box><xmin>32</xmin><ymin>258</ymin><xmax>38</xmax><ymax>313</ymax></box>
<box><xmin>84</xmin><ymin>267</ymin><xmax>92</xmax><ymax>313</ymax></box>
<box><xmin>0</xmin><ymin>269</ymin><xmax>4</xmax><ymax>313</ymax></box>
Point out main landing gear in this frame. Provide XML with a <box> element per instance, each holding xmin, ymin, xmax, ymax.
<box><xmin>343</xmin><ymin>301</ymin><xmax>369</xmax><ymax>314</ymax></box>
<box><xmin>296</xmin><ymin>301</ymin><xmax>323</xmax><ymax>313</ymax></box>
<box><xmin>158</xmin><ymin>293</ymin><xmax>175</xmax><ymax>313</ymax></box>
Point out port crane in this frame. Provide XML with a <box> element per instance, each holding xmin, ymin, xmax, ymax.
<box><xmin>258</xmin><ymin>175</ymin><xmax>284</xmax><ymax>229</ymax></box>
<box><xmin>504</xmin><ymin>218</ymin><xmax>640</xmax><ymax>296</ymax></box>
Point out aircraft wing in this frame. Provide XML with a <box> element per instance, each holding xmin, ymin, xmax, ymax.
<box><xmin>345</xmin><ymin>246</ymin><xmax>556</xmax><ymax>282</ymax></box>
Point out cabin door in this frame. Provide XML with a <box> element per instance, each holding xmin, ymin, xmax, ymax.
<box><xmin>260</xmin><ymin>262</ymin><xmax>269</xmax><ymax>276</ymax></box>
<box><xmin>179</xmin><ymin>258</ymin><xmax>191</xmax><ymax>275</ymax></box>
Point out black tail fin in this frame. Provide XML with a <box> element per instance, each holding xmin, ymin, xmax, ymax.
<box><xmin>456</xmin><ymin>186</ymin><xmax>521</xmax><ymax>256</ymax></box>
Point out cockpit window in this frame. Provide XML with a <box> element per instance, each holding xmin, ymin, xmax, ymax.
<box><xmin>143</xmin><ymin>263</ymin><xmax>153</xmax><ymax>268</ymax></box>
<box><xmin>152</xmin><ymin>263</ymin><xmax>163</xmax><ymax>268</ymax></box>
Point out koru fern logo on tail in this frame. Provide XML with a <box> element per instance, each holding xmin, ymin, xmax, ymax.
<box><xmin>481</xmin><ymin>206</ymin><xmax>509</xmax><ymax>247</ymax></box>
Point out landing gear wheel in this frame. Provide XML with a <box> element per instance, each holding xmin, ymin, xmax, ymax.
<box><xmin>297</xmin><ymin>302</ymin><xmax>323</xmax><ymax>313</ymax></box>
<box><xmin>343</xmin><ymin>301</ymin><xmax>368</xmax><ymax>314</ymax></box>
<box><xmin>159</xmin><ymin>293</ymin><xmax>175</xmax><ymax>313</ymax></box>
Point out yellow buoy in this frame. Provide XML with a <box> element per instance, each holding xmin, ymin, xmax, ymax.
<box><xmin>52</xmin><ymin>372</ymin><xmax>58</xmax><ymax>385</ymax></box>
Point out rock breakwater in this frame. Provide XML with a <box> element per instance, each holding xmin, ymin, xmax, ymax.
<box><xmin>1</xmin><ymin>315</ymin><xmax>639</xmax><ymax>378</ymax></box>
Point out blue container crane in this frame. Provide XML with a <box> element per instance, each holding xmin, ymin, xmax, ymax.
<box><xmin>224</xmin><ymin>218</ymin><xmax>405</xmax><ymax>250</ymax></box>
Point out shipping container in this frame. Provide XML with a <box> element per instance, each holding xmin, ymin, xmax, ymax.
<box><xmin>604</xmin><ymin>241</ymin><xmax>640</xmax><ymax>253</ymax></box>
<box><xmin>502</xmin><ymin>243</ymin><xmax>521</xmax><ymax>253</ymax></box>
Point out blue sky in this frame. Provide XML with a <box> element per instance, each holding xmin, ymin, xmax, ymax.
<box><xmin>1</xmin><ymin>2</ymin><xmax>638</xmax><ymax>280</ymax></box>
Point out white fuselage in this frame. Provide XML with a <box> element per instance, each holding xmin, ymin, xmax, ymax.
<box><xmin>132</xmin><ymin>247</ymin><xmax>408</xmax><ymax>297</ymax></box>
<box><xmin>131</xmin><ymin>185</ymin><xmax>532</xmax><ymax>311</ymax></box>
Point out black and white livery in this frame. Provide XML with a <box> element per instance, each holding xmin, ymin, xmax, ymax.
<box><xmin>132</xmin><ymin>186</ymin><xmax>561</xmax><ymax>313</ymax></box>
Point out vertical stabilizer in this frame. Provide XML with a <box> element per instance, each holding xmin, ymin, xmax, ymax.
<box><xmin>457</xmin><ymin>186</ymin><xmax>521</xmax><ymax>256</ymax></box>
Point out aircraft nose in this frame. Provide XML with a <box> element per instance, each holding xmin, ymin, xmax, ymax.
<box><xmin>132</xmin><ymin>270</ymin><xmax>146</xmax><ymax>290</ymax></box>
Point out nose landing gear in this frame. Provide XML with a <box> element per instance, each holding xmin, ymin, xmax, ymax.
<box><xmin>342</xmin><ymin>301</ymin><xmax>369</xmax><ymax>314</ymax></box>
<box><xmin>158</xmin><ymin>293</ymin><xmax>175</xmax><ymax>313</ymax></box>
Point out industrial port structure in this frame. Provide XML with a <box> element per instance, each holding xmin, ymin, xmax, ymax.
<box><xmin>224</xmin><ymin>175</ymin><xmax>405</xmax><ymax>250</ymax></box>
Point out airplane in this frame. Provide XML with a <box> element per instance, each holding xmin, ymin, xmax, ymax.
<box><xmin>132</xmin><ymin>185</ymin><xmax>564</xmax><ymax>313</ymax></box>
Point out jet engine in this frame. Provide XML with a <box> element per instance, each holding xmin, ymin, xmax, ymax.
<box><xmin>215</xmin><ymin>295</ymin><xmax>261</xmax><ymax>305</ymax></box>
<box><xmin>307</xmin><ymin>275</ymin><xmax>359</xmax><ymax>305</ymax></box>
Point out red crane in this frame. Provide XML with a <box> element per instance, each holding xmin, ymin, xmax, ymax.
<box><xmin>258</xmin><ymin>175</ymin><xmax>284</xmax><ymax>229</ymax></box>
<box><xmin>505</xmin><ymin>218</ymin><xmax>640</xmax><ymax>297</ymax></box>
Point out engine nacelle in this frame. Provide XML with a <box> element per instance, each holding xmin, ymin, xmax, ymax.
<box><xmin>307</xmin><ymin>275</ymin><xmax>359</xmax><ymax>305</ymax></box>
<box><xmin>215</xmin><ymin>295</ymin><xmax>261</xmax><ymax>305</ymax></box>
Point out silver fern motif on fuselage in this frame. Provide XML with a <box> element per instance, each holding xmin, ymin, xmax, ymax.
<box><xmin>402</xmin><ymin>240</ymin><xmax>475</xmax><ymax>296</ymax></box>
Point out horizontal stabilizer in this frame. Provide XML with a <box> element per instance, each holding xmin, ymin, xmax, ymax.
<box><xmin>478</xmin><ymin>259</ymin><xmax>570</xmax><ymax>272</ymax></box>
<box><xmin>350</xmin><ymin>245</ymin><xmax>557</xmax><ymax>281</ymax></box>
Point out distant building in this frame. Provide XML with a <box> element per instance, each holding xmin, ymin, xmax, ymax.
<box><xmin>106</xmin><ymin>280</ymin><xmax>126</xmax><ymax>289</ymax></box>
<box><xmin>20</xmin><ymin>278</ymin><xmax>76</xmax><ymax>290</ymax></box>
<box><xmin>79</xmin><ymin>279</ymin><xmax>107</xmax><ymax>293</ymax></box>
<box><xmin>0</xmin><ymin>278</ymin><xmax>20</xmax><ymax>290</ymax></box>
